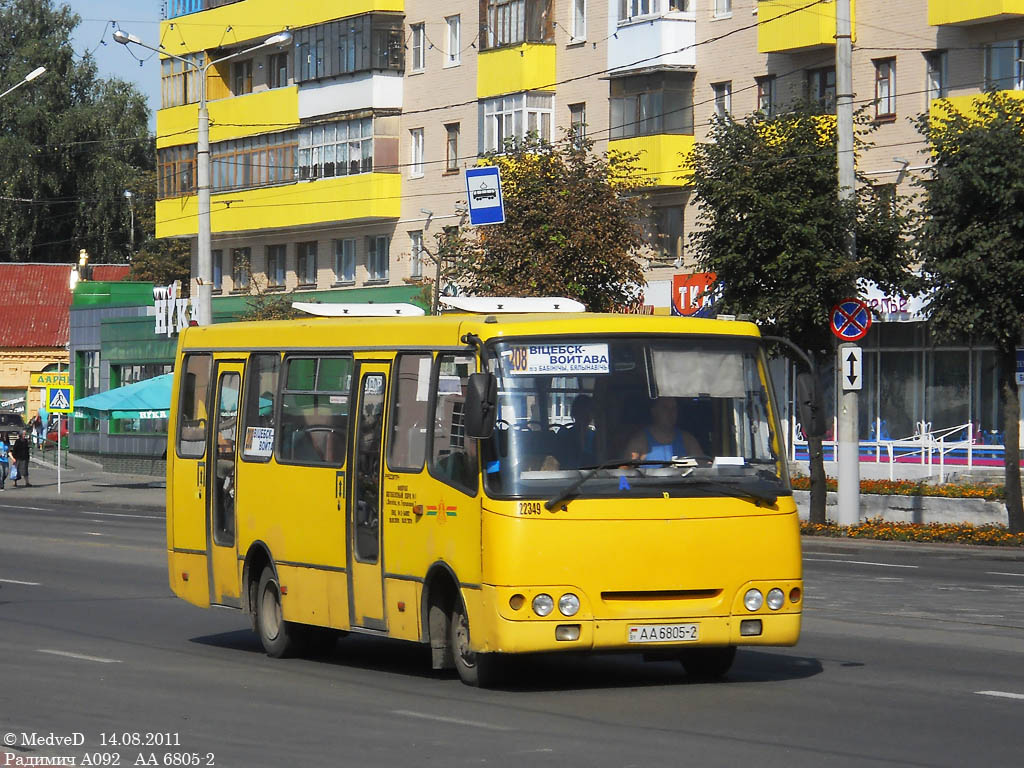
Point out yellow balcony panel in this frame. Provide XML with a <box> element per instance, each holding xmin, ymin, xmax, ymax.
<box><xmin>608</xmin><ymin>134</ymin><xmax>695</xmax><ymax>188</ymax></box>
<box><xmin>929</xmin><ymin>0</ymin><xmax>1024</xmax><ymax>25</ymax></box>
<box><xmin>156</xmin><ymin>173</ymin><xmax>401</xmax><ymax>239</ymax></box>
<box><xmin>477</xmin><ymin>44</ymin><xmax>556</xmax><ymax>100</ymax></box>
<box><xmin>157</xmin><ymin>86</ymin><xmax>299</xmax><ymax>149</ymax></box>
<box><xmin>758</xmin><ymin>0</ymin><xmax>855</xmax><ymax>54</ymax></box>
<box><xmin>928</xmin><ymin>90</ymin><xmax>1024</xmax><ymax>123</ymax></box>
<box><xmin>162</xmin><ymin>0</ymin><xmax>403</xmax><ymax>56</ymax></box>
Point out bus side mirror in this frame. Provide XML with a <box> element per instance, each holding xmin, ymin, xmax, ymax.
<box><xmin>464</xmin><ymin>372</ymin><xmax>497</xmax><ymax>439</ymax></box>
<box><xmin>796</xmin><ymin>372</ymin><xmax>826</xmax><ymax>440</ymax></box>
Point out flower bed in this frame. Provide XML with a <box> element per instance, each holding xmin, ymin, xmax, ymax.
<box><xmin>800</xmin><ymin>518</ymin><xmax>1024</xmax><ymax>547</ymax></box>
<box><xmin>790</xmin><ymin>476</ymin><xmax>1003</xmax><ymax>501</ymax></box>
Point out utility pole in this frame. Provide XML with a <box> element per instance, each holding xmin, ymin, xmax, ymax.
<box><xmin>835</xmin><ymin>0</ymin><xmax>860</xmax><ymax>527</ymax></box>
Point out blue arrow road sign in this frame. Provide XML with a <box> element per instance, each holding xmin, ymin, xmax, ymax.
<box><xmin>465</xmin><ymin>166</ymin><xmax>505</xmax><ymax>226</ymax></box>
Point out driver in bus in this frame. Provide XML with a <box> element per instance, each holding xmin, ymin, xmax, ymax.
<box><xmin>626</xmin><ymin>396</ymin><xmax>703</xmax><ymax>462</ymax></box>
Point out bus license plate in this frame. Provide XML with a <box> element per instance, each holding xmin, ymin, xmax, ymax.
<box><xmin>627</xmin><ymin>623</ymin><xmax>699</xmax><ymax>643</ymax></box>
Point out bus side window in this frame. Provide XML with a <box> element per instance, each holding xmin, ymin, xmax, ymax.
<box><xmin>387</xmin><ymin>353</ymin><xmax>431</xmax><ymax>472</ymax></box>
<box><xmin>177</xmin><ymin>354</ymin><xmax>212</xmax><ymax>459</ymax></box>
<box><xmin>240</xmin><ymin>353</ymin><xmax>280</xmax><ymax>462</ymax></box>
<box><xmin>429</xmin><ymin>353</ymin><xmax>478</xmax><ymax>494</ymax></box>
<box><xmin>278</xmin><ymin>355</ymin><xmax>352</xmax><ymax>467</ymax></box>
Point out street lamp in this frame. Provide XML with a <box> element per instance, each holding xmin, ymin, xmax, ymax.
<box><xmin>0</xmin><ymin>66</ymin><xmax>46</xmax><ymax>100</ymax></box>
<box><xmin>114</xmin><ymin>28</ymin><xmax>293</xmax><ymax>325</ymax></box>
<box><xmin>123</xmin><ymin>190</ymin><xmax>135</xmax><ymax>255</ymax></box>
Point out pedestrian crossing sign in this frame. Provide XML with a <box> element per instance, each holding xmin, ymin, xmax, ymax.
<box><xmin>47</xmin><ymin>385</ymin><xmax>74</xmax><ymax>413</ymax></box>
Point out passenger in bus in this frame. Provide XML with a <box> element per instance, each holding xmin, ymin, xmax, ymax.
<box><xmin>557</xmin><ymin>394</ymin><xmax>597</xmax><ymax>468</ymax></box>
<box><xmin>626</xmin><ymin>396</ymin><xmax>703</xmax><ymax>462</ymax></box>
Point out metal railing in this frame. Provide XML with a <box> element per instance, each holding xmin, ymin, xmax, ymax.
<box><xmin>167</xmin><ymin>0</ymin><xmax>243</xmax><ymax>20</ymax></box>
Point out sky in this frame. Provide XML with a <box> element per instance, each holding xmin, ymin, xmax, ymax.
<box><xmin>65</xmin><ymin>0</ymin><xmax>165</xmax><ymax>129</ymax></box>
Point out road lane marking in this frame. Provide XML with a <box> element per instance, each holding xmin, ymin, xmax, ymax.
<box><xmin>0</xmin><ymin>504</ymin><xmax>50</xmax><ymax>511</ymax></box>
<box><xmin>38</xmin><ymin>650</ymin><xmax>121</xmax><ymax>664</ymax></box>
<box><xmin>987</xmin><ymin>572</ymin><xmax>1024</xmax><ymax>578</ymax></box>
<box><xmin>84</xmin><ymin>532</ymin><xmax>104</xmax><ymax>536</ymax></box>
<box><xmin>392</xmin><ymin>710</ymin><xmax>512</xmax><ymax>731</ymax></box>
<box><xmin>0</xmin><ymin>578</ymin><xmax>40</xmax><ymax>586</ymax></box>
<box><xmin>975</xmin><ymin>691</ymin><xmax>1024</xmax><ymax>701</ymax></box>
<box><xmin>77</xmin><ymin>510</ymin><xmax>161</xmax><ymax>520</ymax></box>
<box><xmin>804</xmin><ymin>558</ymin><xmax>918</xmax><ymax>569</ymax></box>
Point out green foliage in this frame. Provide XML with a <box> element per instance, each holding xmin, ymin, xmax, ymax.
<box><xmin>441</xmin><ymin>133</ymin><xmax>647</xmax><ymax>313</ymax></box>
<box><xmin>236</xmin><ymin>253</ymin><xmax>303</xmax><ymax>321</ymax></box>
<box><xmin>0</xmin><ymin>0</ymin><xmax>151</xmax><ymax>263</ymax></box>
<box><xmin>126</xmin><ymin>170</ymin><xmax>191</xmax><ymax>289</ymax></box>
<box><xmin>688</xmin><ymin>106</ymin><xmax>913</xmax><ymax>355</ymax></box>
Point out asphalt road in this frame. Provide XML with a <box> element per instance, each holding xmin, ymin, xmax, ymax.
<box><xmin>1</xmin><ymin>496</ymin><xmax>1023</xmax><ymax>768</ymax></box>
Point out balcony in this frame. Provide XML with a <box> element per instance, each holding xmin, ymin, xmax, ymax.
<box><xmin>608</xmin><ymin>12</ymin><xmax>697</xmax><ymax>75</ymax></box>
<box><xmin>758</xmin><ymin>0</ymin><xmax>854</xmax><ymax>54</ymax></box>
<box><xmin>929</xmin><ymin>0</ymin><xmax>1024</xmax><ymax>26</ymax></box>
<box><xmin>608</xmin><ymin>134</ymin><xmax>696</xmax><ymax>188</ymax></box>
<box><xmin>155</xmin><ymin>173</ymin><xmax>401</xmax><ymax>239</ymax></box>
<box><xmin>477</xmin><ymin>44</ymin><xmax>556</xmax><ymax>100</ymax></box>
<box><xmin>928</xmin><ymin>90</ymin><xmax>1024</xmax><ymax>123</ymax></box>
<box><xmin>167</xmin><ymin>0</ymin><xmax>242</xmax><ymax>19</ymax></box>
<box><xmin>157</xmin><ymin>86</ymin><xmax>299</xmax><ymax>149</ymax></box>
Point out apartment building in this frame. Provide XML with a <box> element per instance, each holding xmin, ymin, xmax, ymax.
<box><xmin>156</xmin><ymin>0</ymin><xmax>1024</xmax><ymax>446</ymax></box>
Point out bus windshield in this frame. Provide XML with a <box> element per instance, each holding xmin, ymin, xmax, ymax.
<box><xmin>481</xmin><ymin>335</ymin><xmax>788</xmax><ymax>500</ymax></box>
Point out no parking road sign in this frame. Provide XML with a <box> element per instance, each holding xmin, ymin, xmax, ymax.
<box><xmin>830</xmin><ymin>298</ymin><xmax>872</xmax><ymax>342</ymax></box>
<box><xmin>47</xmin><ymin>385</ymin><xmax>74</xmax><ymax>414</ymax></box>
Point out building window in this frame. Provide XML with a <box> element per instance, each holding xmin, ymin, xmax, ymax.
<box><xmin>297</xmin><ymin>241</ymin><xmax>318</xmax><ymax>286</ymax></box>
<box><xmin>482</xmin><ymin>91</ymin><xmax>554</xmax><ymax>152</ymax></box>
<box><xmin>480</xmin><ymin>0</ymin><xmax>554</xmax><ymax>50</ymax></box>
<box><xmin>212</xmin><ymin>249</ymin><xmax>223</xmax><ymax>292</ymax></box>
<box><xmin>712</xmin><ymin>81</ymin><xmax>732</xmax><ymax>119</ymax></box>
<box><xmin>572</xmin><ymin>0</ymin><xmax>586</xmax><ymax>39</ymax></box>
<box><xmin>411</xmin><ymin>23</ymin><xmax>425</xmax><ymax>71</ymax></box>
<box><xmin>446</xmin><ymin>15</ymin><xmax>461</xmax><ymax>66</ymax></box>
<box><xmin>409</xmin><ymin>230</ymin><xmax>424</xmax><ymax>279</ymax></box>
<box><xmin>232</xmin><ymin>59</ymin><xmax>253</xmax><ymax>95</ymax></box>
<box><xmin>569</xmin><ymin>102</ymin><xmax>586</xmax><ymax>144</ymax></box>
<box><xmin>873</xmin><ymin>58</ymin><xmax>896</xmax><ymax>119</ymax></box>
<box><xmin>713</xmin><ymin>0</ymin><xmax>731</xmax><ymax>17</ymax></box>
<box><xmin>756</xmin><ymin>75</ymin><xmax>776</xmax><ymax>115</ymax></box>
<box><xmin>268</xmin><ymin>51</ymin><xmax>288</xmax><ymax>88</ymax></box>
<box><xmin>157</xmin><ymin>144</ymin><xmax>196</xmax><ymax>198</ymax></box>
<box><xmin>610</xmin><ymin>72</ymin><xmax>694</xmax><ymax>139</ymax></box>
<box><xmin>925</xmin><ymin>50</ymin><xmax>947</xmax><ymax>101</ymax></box>
<box><xmin>160</xmin><ymin>52</ymin><xmax>204</xmax><ymax>108</ymax></box>
<box><xmin>75</xmin><ymin>350</ymin><xmax>101</xmax><ymax>433</ymax></box>
<box><xmin>334</xmin><ymin>238</ymin><xmax>356</xmax><ymax>283</ymax></box>
<box><xmin>650</xmin><ymin>205</ymin><xmax>683</xmax><ymax>262</ymax></box>
<box><xmin>298</xmin><ymin>117</ymin><xmax>373</xmax><ymax>180</ymax></box>
<box><xmin>231</xmin><ymin>247</ymin><xmax>251</xmax><ymax>291</ymax></box>
<box><xmin>808</xmin><ymin>66</ymin><xmax>836</xmax><ymax>111</ymax></box>
<box><xmin>111</xmin><ymin>364</ymin><xmax>173</xmax><ymax>435</ymax></box>
<box><xmin>368</xmin><ymin>235</ymin><xmax>390</xmax><ymax>282</ymax></box>
<box><xmin>266</xmin><ymin>244</ymin><xmax>286</xmax><ymax>287</ymax></box>
<box><xmin>293</xmin><ymin>14</ymin><xmax>404</xmax><ymax>82</ymax></box>
<box><xmin>445</xmin><ymin>123</ymin><xmax>460</xmax><ymax>171</ymax></box>
<box><xmin>410</xmin><ymin>128</ymin><xmax>424</xmax><ymax>177</ymax></box>
<box><xmin>206</xmin><ymin>132</ymin><xmax>297</xmax><ymax>194</ymax></box>
<box><xmin>985</xmin><ymin>40</ymin><xmax>1024</xmax><ymax>90</ymax></box>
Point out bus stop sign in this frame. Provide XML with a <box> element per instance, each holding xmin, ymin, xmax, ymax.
<box><xmin>465</xmin><ymin>166</ymin><xmax>505</xmax><ymax>226</ymax></box>
<box><xmin>830</xmin><ymin>298</ymin><xmax>872</xmax><ymax>342</ymax></box>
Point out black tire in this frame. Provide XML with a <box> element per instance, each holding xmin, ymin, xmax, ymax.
<box><xmin>679</xmin><ymin>646</ymin><xmax>736</xmax><ymax>680</ymax></box>
<box><xmin>450</xmin><ymin>598</ymin><xmax>503</xmax><ymax>687</ymax></box>
<box><xmin>255</xmin><ymin>566</ymin><xmax>302</xmax><ymax>658</ymax></box>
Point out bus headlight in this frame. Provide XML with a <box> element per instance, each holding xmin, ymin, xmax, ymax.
<box><xmin>558</xmin><ymin>593</ymin><xmax>580</xmax><ymax>617</ymax></box>
<box><xmin>766</xmin><ymin>588</ymin><xmax>785</xmax><ymax>610</ymax></box>
<box><xmin>744</xmin><ymin>588</ymin><xmax>764</xmax><ymax>611</ymax></box>
<box><xmin>532</xmin><ymin>594</ymin><xmax>554</xmax><ymax>617</ymax></box>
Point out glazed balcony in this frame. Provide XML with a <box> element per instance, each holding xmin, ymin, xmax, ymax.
<box><xmin>609</xmin><ymin>11</ymin><xmax>697</xmax><ymax>75</ymax></box>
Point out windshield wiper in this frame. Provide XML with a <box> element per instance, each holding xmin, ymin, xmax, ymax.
<box><xmin>544</xmin><ymin>457</ymin><xmax>694</xmax><ymax>511</ymax></box>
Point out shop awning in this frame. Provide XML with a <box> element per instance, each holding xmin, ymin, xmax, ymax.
<box><xmin>74</xmin><ymin>373</ymin><xmax>173</xmax><ymax>420</ymax></box>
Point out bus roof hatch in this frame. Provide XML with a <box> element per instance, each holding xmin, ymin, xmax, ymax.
<box><xmin>439</xmin><ymin>296</ymin><xmax>586</xmax><ymax>313</ymax></box>
<box><xmin>292</xmin><ymin>302</ymin><xmax>426</xmax><ymax>317</ymax></box>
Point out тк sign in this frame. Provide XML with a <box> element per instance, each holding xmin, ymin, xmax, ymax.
<box><xmin>671</xmin><ymin>273</ymin><xmax>717</xmax><ymax>316</ymax></box>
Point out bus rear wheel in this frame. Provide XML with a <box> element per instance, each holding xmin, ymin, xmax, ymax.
<box><xmin>679</xmin><ymin>646</ymin><xmax>736</xmax><ymax>680</ymax></box>
<box><xmin>255</xmin><ymin>566</ymin><xmax>302</xmax><ymax>658</ymax></box>
<box><xmin>450</xmin><ymin>600</ymin><xmax>503</xmax><ymax>688</ymax></box>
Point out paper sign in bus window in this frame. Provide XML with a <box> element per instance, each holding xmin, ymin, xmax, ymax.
<box><xmin>506</xmin><ymin>344</ymin><xmax>610</xmax><ymax>375</ymax></box>
<box><xmin>244</xmin><ymin>426</ymin><xmax>275</xmax><ymax>457</ymax></box>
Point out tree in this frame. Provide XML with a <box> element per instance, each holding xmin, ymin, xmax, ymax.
<box><xmin>0</xmin><ymin>0</ymin><xmax>151</xmax><ymax>263</ymax></box>
<box><xmin>688</xmin><ymin>106</ymin><xmax>913</xmax><ymax>523</ymax></box>
<box><xmin>442</xmin><ymin>133</ymin><xmax>647</xmax><ymax>312</ymax></box>
<box><xmin>126</xmin><ymin>170</ymin><xmax>191</xmax><ymax>289</ymax></box>
<box><xmin>915</xmin><ymin>91</ymin><xmax>1024</xmax><ymax>533</ymax></box>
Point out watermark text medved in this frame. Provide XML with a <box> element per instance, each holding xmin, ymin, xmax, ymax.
<box><xmin>4</xmin><ymin>733</ymin><xmax>85</xmax><ymax>748</ymax></box>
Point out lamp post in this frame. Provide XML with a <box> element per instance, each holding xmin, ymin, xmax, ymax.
<box><xmin>123</xmin><ymin>190</ymin><xmax>135</xmax><ymax>255</ymax></box>
<box><xmin>114</xmin><ymin>29</ymin><xmax>293</xmax><ymax>325</ymax></box>
<box><xmin>0</xmin><ymin>65</ymin><xmax>46</xmax><ymax>101</ymax></box>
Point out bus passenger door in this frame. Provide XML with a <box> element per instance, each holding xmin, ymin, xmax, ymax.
<box><xmin>348</xmin><ymin>363</ymin><xmax>389</xmax><ymax>629</ymax></box>
<box><xmin>207</xmin><ymin>361</ymin><xmax>244</xmax><ymax>606</ymax></box>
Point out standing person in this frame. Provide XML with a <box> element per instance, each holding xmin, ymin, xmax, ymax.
<box><xmin>0</xmin><ymin>436</ymin><xmax>8</xmax><ymax>490</ymax></box>
<box><xmin>11</xmin><ymin>429</ymin><xmax>31</xmax><ymax>487</ymax></box>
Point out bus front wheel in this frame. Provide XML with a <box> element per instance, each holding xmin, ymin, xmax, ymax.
<box><xmin>450</xmin><ymin>600</ymin><xmax>503</xmax><ymax>688</ymax></box>
<box><xmin>679</xmin><ymin>646</ymin><xmax>736</xmax><ymax>680</ymax></box>
<box><xmin>255</xmin><ymin>566</ymin><xmax>301</xmax><ymax>658</ymax></box>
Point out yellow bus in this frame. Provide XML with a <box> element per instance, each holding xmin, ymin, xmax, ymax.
<box><xmin>166</xmin><ymin>299</ymin><xmax>803</xmax><ymax>686</ymax></box>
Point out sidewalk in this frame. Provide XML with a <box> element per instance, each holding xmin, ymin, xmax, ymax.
<box><xmin>3</xmin><ymin>454</ymin><xmax>165</xmax><ymax>510</ymax></box>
